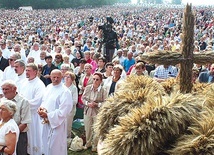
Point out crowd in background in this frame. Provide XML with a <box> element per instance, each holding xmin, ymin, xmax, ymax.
<box><xmin>0</xmin><ymin>4</ymin><xmax>214</xmax><ymax>154</ymax></box>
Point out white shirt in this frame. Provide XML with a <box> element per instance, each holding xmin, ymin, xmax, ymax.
<box><xmin>1</xmin><ymin>47</ymin><xmax>11</xmax><ymax>59</ymax></box>
<box><xmin>15</xmin><ymin>71</ymin><xmax>27</xmax><ymax>93</ymax></box>
<box><xmin>27</xmin><ymin>49</ymin><xmax>41</xmax><ymax>65</ymax></box>
<box><xmin>3</xmin><ymin>66</ymin><xmax>17</xmax><ymax>81</ymax></box>
<box><xmin>41</xmin><ymin>83</ymin><xmax>73</xmax><ymax>155</ymax></box>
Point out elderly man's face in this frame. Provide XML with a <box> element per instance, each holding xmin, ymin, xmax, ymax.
<box><xmin>1</xmin><ymin>84</ymin><xmax>17</xmax><ymax>100</ymax></box>
<box><xmin>50</xmin><ymin>71</ymin><xmax>62</xmax><ymax>86</ymax></box>
<box><xmin>13</xmin><ymin>46</ymin><xmax>20</xmax><ymax>52</ymax></box>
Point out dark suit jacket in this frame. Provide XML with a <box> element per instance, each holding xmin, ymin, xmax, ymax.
<box><xmin>198</xmin><ymin>71</ymin><xmax>212</xmax><ymax>83</ymax></box>
<box><xmin>41</xmin><ymin>64</ymin><xmax>58</xmax><ymax>86</ymax></box>
<box><xmin>0</xmin><ymin>57</ymin><xmax>9</xmax><ymax>71</ymax></box>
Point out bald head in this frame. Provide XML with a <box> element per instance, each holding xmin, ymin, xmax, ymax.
<box><xmin>50</xmin><ymin>69</ymin><xmax>62</xmax><ymax>86</ymax></box>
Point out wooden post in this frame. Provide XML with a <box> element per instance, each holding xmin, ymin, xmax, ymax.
<box><xmin>180</xmin><ymin>4</ymin><xmax>195</xmax><ymax>93</ymax></box>
<box><xmin>141</xmin><ymin>4</ymin><xmax>214</xmax><ymax>93</ymax></box>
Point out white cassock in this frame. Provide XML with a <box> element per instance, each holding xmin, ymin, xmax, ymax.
<box><xmin>1</xmin><ymin>48</ymin><xmax>11</xmax><ymax>59</ymax></box>
<box><xmin>41</xmin><ymin>83</ymin><xmax>73</xmax><ymax>155</ymax></box>
<box><xmin>15</xmin><ymin>72</ymin><xmax>27</xmax><ymax>93</ymax></box>
<box><xmin>21</xmin><ymin>77</ymin><xmax>46</xmax><ymax>155</ymax></box>
<box><xmin>27</xmin><ymin>49</ymin><xmax>41</xmax><ymax>65</ymax></box>
<box><xmin>2</xmin><ymin>66</ymin><xmax>17</xmax><ymax>81</ymax></box>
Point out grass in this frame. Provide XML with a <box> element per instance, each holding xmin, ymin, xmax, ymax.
<box><xmin>68</xmin><ymin>115</ymin><xmax>98</xmax><ymax>155</ymax></box>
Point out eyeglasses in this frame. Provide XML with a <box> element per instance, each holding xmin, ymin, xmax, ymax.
<box><xmin>55</xmin><ymin>57</ymin><xmax>61</xmax><ymax>59</ymax></box>
<box><xmin>93</xmin><ymin>78</ymin><xmax>100</xmax><ymax>81</ymax></box>
<box><xmin>9</xmin><ymin>59</ymin><xmax>15</xmax><ymax>61</ymax></box>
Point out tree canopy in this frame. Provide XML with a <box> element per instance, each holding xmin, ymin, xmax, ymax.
<box><xmin>0</xmin><ymin>0</ymin><xmax>131</xmax><ymax>9</ymax></box>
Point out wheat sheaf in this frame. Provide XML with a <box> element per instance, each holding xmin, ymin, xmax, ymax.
<box><xmin>98</xmin><ymin>92</ymin><xmax>201</xmax><ymax>155</ymax></box>
<box><xmin>167</xmin><ymin>108</ymin><xmax>214</xmax><ymax>155</ymax></box>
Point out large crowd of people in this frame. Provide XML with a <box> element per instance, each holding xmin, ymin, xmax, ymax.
<box><xmin>0</xmin><ymin>3</ymin><xmax>214</xmax><ymax>155</ymax></box>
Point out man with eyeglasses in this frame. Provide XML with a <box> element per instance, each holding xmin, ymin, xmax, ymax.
<box><xmin>2</xmin><ymin>53</ymin><xmax>21</xmax><ymax>81</ymax></box>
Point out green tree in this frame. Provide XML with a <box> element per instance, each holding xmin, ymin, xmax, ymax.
<box><xmin>0</xmin><ymin>0</ymin><xmax>123</xmax><ymax>9</ymax></box>
<box><xmin>0</xmin><ymin>0</ymin><xmax>21</xmax><ymax>9</ymax></box>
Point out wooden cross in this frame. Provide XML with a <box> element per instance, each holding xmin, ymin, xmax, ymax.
<box><xmin>141</xmin><ymin>4</ymin><xmax>214</xmax><ymax>93</ymax></box>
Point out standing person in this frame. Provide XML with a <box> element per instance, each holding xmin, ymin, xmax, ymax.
<box><xmin>12</xmin><ymin>44</ymin><xmax>27</xmax><ymax>63</ymax></box>
<box><xmin>64</xmin><ymin>71</ymin><xmax>78</xmax><ymax>139</ymax></box>
<box><xmin>198</xmin><ymin>63</ymin><xmax>214</xmax><ymax>83</ymax></box>
<box><xmin>1</xmin><ymin>81</ymin><xmax>31</xmax><ymax>155</ymax></box>
<box><xmin>100</xmin><ymin>20</ymin><xmax>118</xmax><ymax>62</ymax></box>
<box><xmin>71</xmin><ymin>51</ymin><xmax>82</xmax><ymax>68</ymax></box>
<box><xmin>60</xmin><ymin>64</ymin><xmax>71</xmax><ymax>83</ymax></box>
<box><xmin>123</xmin><ymin>51</ymin><xmax>135</xmax><ymax>73</ymax></box>
<box><xmin>38</xmin><ymin>69</ymin><xmax>73</xmax><ymax>155</ymax></box>
<box><xmin>0</xmin><ymin>100</ymin><xmax>19</xmax><ymax>155</ymax></box>
<box><xmin>78</xmin><ymin>63</ymin><xmax>93</xmax><ymax>108</ymax></box>
<box><xmin>21</xmin><ymin>63</ymin><xmax>45</xmax><ymax>155</ymax></box>
<box><xmin>102</xmin><ymin>62</ymin><xmax>114</xmax><ymax>80</ymax></box>
<box><xmin>112</xmin><ymin>49</ymin><xmax>125</xmax><ymax>66</ymax></box>
<box><xmin>95</xmin><ymin>57</ymin><xmax>106</xmax><ymax>73</ymax></box>
<box><xmin>41</xmin><ymin>55</ymin><xmax>58</xmax><ymax>86</ymax></box>
<box><xmin>53</xmin><ymin>53</ymin><xmax>63</xmax><ymax>69</ymax></box>
<box><xmin>84</xmin><ymin>51</ymin><xmax>97</xmax><ymax>73</ymax></box>
<box><xmin>104</xmin><ymin>64</ymin><xmax>124</xmax><ymax>96</ymax></box>
<box><xmin>82</xmin><ymin>72</ymin><xmax>108</xmax><ymax>152</ymax></box>
<box><xmin>0</xmin><ymin>49</ymin><xmax>9</xmax><ymax>71</ymax></box>
<box><xmin>14</xmin><ymin>59</ymin><xmax>26</xmax><ymax>93</ymax></box>
<box><xmin>130</xmin><ymin>62</ymin><xmax>148</xmax><ymax>76</ymax></box>
<box><xmin>0</xmin><ymin>40</ymin><xmax>10</xmax><ymax>59</ymax></box>
<box><xmin>2</xmin><ymin>53</ymin><xmax>21</xmax><ymax>81</ymax></box>
<box><xmin>153</xmin><ymin>65</ymin><xmax>178</xmax><ymax>82</ymax></box>
<box><xmin>27</xmin><ymin>42</ymin><xmax>41</xmax><ymax>65</ymax></box>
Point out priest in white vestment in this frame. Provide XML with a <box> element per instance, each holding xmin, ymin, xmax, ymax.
<box><xmin>14</xmin><ymin>59</ymin><xmax>27</xmax><ymax>93</ymax></box>
<box><xmin>21</xmin><ymin>63</ymin><xmax>46</xmax><ymax>155</ymax></box>
<box><xmin>2</xmin><ymin>53</ymin><xmax>21</xmax><ymax>81</ymax></box>
<box><xmin>27</xmin><ymin>42</ymin><xmax>42</xmax><ymax>65</ymax></box>
<box><xmin>38</xmin><ymin>69</ymin><xmax>73</xmax><ymax>155</ymax></box>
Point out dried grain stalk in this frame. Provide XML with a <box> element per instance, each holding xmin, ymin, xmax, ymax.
<box><xmin>167</xmin><ymin>108</ymin><xmax>214</xmax><ymax>155</ymax></box>
<box><xmin>99</xmin><ymin>92</ymin><xmax>202</xmax><ymax>155</ymax></box>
